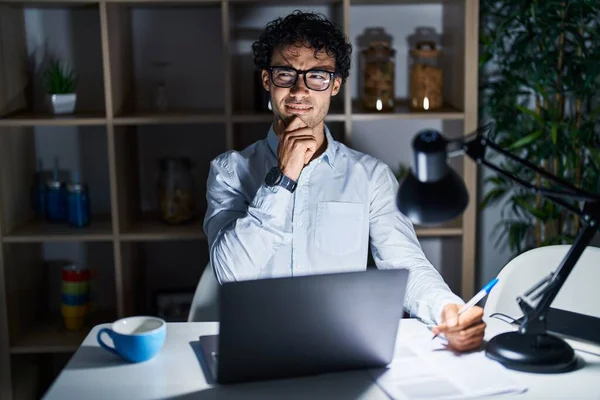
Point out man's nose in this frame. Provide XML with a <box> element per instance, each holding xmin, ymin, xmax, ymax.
<box><xmin>289</xmin><ymin>75</ymin><xmax>310</xmax><ymax>98</ymax></box>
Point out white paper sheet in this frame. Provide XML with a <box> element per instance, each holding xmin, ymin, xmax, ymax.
<box><xmin>371</xmin><ymin>334</ymin><xmax>527</xmax><ymax>400</ymax></box>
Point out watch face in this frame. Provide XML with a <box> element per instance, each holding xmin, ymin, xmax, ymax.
<box><xmin>265</xmin><ymin>167</ymin><xmax>282</xmax><ymax>186</ymax></box>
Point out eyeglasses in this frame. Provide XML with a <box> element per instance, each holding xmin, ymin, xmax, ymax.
<box><xmin>268</xmin><ymin>66</ymin><xmax>336</xmax><ymax>91</ymax></box>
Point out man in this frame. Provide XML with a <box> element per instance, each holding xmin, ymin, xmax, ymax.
<box><xmin>204</xmin><ymin>11</ymin><xmax>485</xmax><ymax>352</ymax></box>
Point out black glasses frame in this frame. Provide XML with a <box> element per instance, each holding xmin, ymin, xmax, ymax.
<box><xmin>267</xmin><ymin>66</ymin><xmax>337</xmax><ymax>91</ymax></box>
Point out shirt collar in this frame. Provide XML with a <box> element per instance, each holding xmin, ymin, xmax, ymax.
<box><xmin>266</xmin><ymin>123</ymin><xmax>337</xmax><ymax>169</ymax></box>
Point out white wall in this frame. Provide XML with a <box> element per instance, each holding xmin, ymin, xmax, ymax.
<box><xmin>23</xmin><ymin>3</ymin><xmax>480</xmax><ymax>305</ymax></box>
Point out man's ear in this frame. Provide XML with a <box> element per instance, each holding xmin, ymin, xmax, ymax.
<box><xmin>261</xmin><ymin>69</ymin><xmax>270</xmax><ymax>92</ymax></box>
<box><xmin>331</xmin><ymin>76</ymin><xmax>342</xmax><ymax>96</ymax></box>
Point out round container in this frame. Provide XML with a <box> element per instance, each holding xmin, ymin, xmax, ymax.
<box><xmin>62</xmin><ymin>264</ymin><xmax>90</xmax><ymax>282</ymax></box>
<box><xmin>409</xmin><ymin>41</ymin><xmax>443</xmax><ymax>111</ymax></box>
<box><xmin>61</xmin><ymin>293</ymin><xmax>90</xmax><ymax>306</ymax></box>
<box><xmin>62</xmin><ymin>280</ymin><xmax>90</xmax><ymax>295</ymax></box>
<box><xmin>61</xmin><ymin>264</ymin><xmax>90</xmax><ymax>330</ymax></box>
<box><xmin>158</xmin><ymin>157</ymin><xmax>196</xmax><ymax>224</ymax></box>
<box><xmin>61</xmin><ymin>304</ymin><xmax>90</xmax><ymax>331</ymax></box>
<box><xmin>361</xmin><ymin>40</ymin><xmax>396</xmax><ymax>112</ymax></box>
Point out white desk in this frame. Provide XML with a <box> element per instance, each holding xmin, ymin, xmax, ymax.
<box><xmin>43</xmin><ymin>319</ymin><xmax>600</xmax><ymax>400</ymax></box>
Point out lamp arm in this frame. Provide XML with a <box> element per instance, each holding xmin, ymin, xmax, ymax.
<box><xmin>453</xmin><ymin>129</ymin><xmax>599</xmax><ymax>201</ymax></box>
<box><xmin>449</xmin><ymin>129</ymin><xmax>600</xmax><ymax>336</ymax></box>
<box><xmin>516</xmin><ymin>220</ymin><xmax>598</xmax><ymax>335</ymax></box>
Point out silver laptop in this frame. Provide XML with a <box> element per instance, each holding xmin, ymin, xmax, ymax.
<box><xmin>199</xmin><ymin>268</ymin><xmax>408</xmax><ymax>384</ymax></box>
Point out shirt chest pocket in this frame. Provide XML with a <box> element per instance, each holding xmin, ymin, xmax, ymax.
<box><xmin>315</xmin><ymin>201</ymin><xmax>364</xmax><ymax>256</ymax></box>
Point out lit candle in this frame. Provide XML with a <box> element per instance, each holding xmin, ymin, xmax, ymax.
<box><xmin>376</xmin><ymin>99</ymin><xmax>383</xmax><ymax>111</ymax></box>
<box><xmin>423</xmin><ymin>97</ymin><xmax>430</xmax><ymax>111</ymax></box>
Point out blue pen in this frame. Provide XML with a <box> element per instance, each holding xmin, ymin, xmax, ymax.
<box><xmin>432</xmin><ymin>278</ymin><xmax>499</xmax><ymax>339</ymax></box>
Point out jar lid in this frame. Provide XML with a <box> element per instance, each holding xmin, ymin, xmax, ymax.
<box><xmin>410</xmin><ymin>40</ymin><xmax>441</xmax><ymax>57</ymax></box>
<box><xmin>46</xmin><ymin>180</ymin><xmax>62</xmax><ymax>189</ymax></box>
<box><xmin>67</xmin><ymin>183</ymin><xmax>86</xmax><ymax>192</ymax></box>
<box><xmin>62</xmin><ymin>263</ymin><xmax>88</xmax><ymax>272</ymax></box>
<box><xmin>362</xmin><ymin>27</ymin><xmax>393</xmax><ymax>46</ymax></box>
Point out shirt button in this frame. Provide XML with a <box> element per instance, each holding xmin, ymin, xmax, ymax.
<box><xmin>297</xmin><ymin>221</ymin><xmax>303</xmax><ymax>227</ymax></box>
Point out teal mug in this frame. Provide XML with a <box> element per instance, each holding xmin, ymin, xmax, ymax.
<box><xmin>97</xmin><ymin>316</ymin><xmax>167</xmax><ymax>363</ymax></box>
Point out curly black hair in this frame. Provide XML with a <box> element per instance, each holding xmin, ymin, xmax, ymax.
<box><xmin>252</xmin><ymin>11</ymin><xmax>353</xmax><ymax>84</ymax></box>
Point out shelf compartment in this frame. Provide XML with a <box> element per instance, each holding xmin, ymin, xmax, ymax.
<box><xmin>351</xmin><ymin>99</ymin><xmax>463</xmax><ymax>120</ymax></box>
<box><xmin>112</xmin><ymin>124</ymin><xmax>226</xmax><ymax>239</ymax></box>
<box><xmin>10</xmin><ymin>309</ymin><xmax>116</xmax><ymax>354</ymax></box>
<box><xmin>0</xmin><ymin>4</ymin><xmax>106</xmax><ymax>120</ymax></box>
<box><xmin>0</xmin><ymin>126</ymin><xmax>113</xmax><ymax>241</ymax></box>
<box><xmin>3</xmin><ymin>215</ymin><xmax>113</xmax><ymax>243</ymax></box>
<box><xmin>104</xmin><ymin>3</ymin><xmax>225</xmax><ymax>118</ymax></box>
<box><xmin>120</xmin><ymin>240</ymin><xmax>208</xmax><ymax>318</ymax></box>
<box><xmin>4</xmin><ymin>242</ymin><xmax>117</xmax><ymax>354</ymax></box>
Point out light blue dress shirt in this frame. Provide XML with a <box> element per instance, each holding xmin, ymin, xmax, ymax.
<box><xmin>203</xmin><ymin>124</ymin><xmax>464</xmax><ymax>324</ymax></box>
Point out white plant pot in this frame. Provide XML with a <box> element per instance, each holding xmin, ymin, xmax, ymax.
<box><xmin>49</xmin><ymin>93</ymin><xmax>77</xmax><ymax>115</ymax></box>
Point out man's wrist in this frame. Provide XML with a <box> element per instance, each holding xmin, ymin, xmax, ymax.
<box><xmin>279</xmin><ymin>166</ymin><xmax>301</xmax><ymax>183</ymax></box>
<box><xmin>265</xmin><ymin>166</ymin><xmax>298</xmax><ymax>193</ymax></box>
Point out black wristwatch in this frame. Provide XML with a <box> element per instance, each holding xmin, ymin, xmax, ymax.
<box><xmin>265</xmin><ymin>166</ymin><xmax>297</xmax><ymax>193</ymax></box>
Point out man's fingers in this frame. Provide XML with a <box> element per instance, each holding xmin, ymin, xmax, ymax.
<box><xmin>433</xmin><ymin>318</ymin><xmax>485</xmax><ymax>337</ymax></box>
<box><xmin>285</xmin><ymin>135</ymin><xmax>317</xmax><ymax>149</ymax></box>
<box><xmin>447</xmin><ymin>335</ymin><xmax>485</xmax><ymax>352</ymax></box>
<box><xmin>436</xmin><ymin>306</ymin><xmax>484</xmax><ymax>334</ymax></box>
<box><xmin>445</xmin><ymin>322</ymin><xmax>486</xmax><ymax>341</ymax></box>
<box><xmin>444</xmin><ymin>319</ymin><xmax>486</xmax><ymax>336</ymax></box>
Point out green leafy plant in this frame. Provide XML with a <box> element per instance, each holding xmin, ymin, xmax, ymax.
<box><xmin>479</xmin><ymin>0</ymin><xmax>600</xmax><ymax>255</ymax></box>
<box><xmin>42</xmin><ymin>59</ymin><xmax>77</xmax><ymax>94</ymax></box>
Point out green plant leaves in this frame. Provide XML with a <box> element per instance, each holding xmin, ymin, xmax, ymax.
<box><xmin>479</xmin><ymin>0</ymin><xmax>600</xmax><ymax>255</ymax></box>
<box><xmin>508</xmin><ymin>130</ymin><xmax>542</xmax><ymax>150</ymax></box>
<box><xmin>42</xmin><ymin>59</ymin><xmax>77</xmax><ymax>94</ymax></box>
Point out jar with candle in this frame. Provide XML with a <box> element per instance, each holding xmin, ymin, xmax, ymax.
<box><xmin>409</xmin><ymin>41</ymin><xmax>443</xmax><ymax>111</ymax></box>
<box><xmin>158</xmin><ymin>157</ymin><xmax>196</xmax><ymax>224</ymax></box>
<box><xmin>360</xmin><ymin>28</ymin><xmax>396</xmax><ymax>112</ymax></box>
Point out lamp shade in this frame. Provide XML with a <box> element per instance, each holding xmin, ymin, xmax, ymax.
<box><xmin>396</xmin><ymin>129</ymin><xmax>469</xmax><ymax>225</ymax></box>
<box><xmin>397</xmin><ymin>168</ymin><xmax>469</xmax><ymax>225</ymax></box>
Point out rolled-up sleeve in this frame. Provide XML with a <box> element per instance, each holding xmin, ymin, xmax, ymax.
<box><xmin>369</xmin><ymin>164</ymin><xmax>464</xmax><ymax>325</ymax></box>
<box><xmin>203</xmin><ymin>156</ymin><xmax>293</xmax><ymax>283</ymax></box>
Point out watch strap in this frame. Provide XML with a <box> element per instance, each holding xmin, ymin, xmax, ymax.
<box><xmin>279</xmin><ymin>172</ymin><xmax>297</xmax><ymax>193</ymax></box>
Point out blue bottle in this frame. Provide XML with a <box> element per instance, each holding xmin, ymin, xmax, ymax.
<box><xmin>67</xmin><ymin>174</ymin><xmax>90</xmax><ymax>228</ymax></box>
<box><xmin>45</xmin><ymin>180</ymin><xmax>68</xmax><ymax>222</ymax></box>
<box><xmin>45</xmin><ymin>157</ymin><xmax>68</xmax><ymax>222</ymax></box>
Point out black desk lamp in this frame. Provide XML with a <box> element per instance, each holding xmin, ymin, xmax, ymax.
<box><xmin>397</xmin><ymin>124</ymin><xmax>600</xmax><ymax>373</ymax></box>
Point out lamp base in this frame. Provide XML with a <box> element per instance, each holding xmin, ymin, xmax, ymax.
<box><xmin>485</xmin><ymin>332</ymin><xmax>578</xmax><ymax>373</ymax></box>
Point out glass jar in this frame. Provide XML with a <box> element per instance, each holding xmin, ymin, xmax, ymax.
<box><xmin>158</xmin><ymin>157</ymin><xmax>196</xmax><ymax>224</ymax></box>
<box><xmin>45</xmin><ymin>179</ymin><xmax>68</xmax><ymax>222</ymax></box>
<box><xmin>361</xmin><ymin>40</ymin><xmax>396</xmax><ymax>112</ymax></box>
<box><xmin>409</xmin><ymin>41</ymin><xmax>443</xmax><ymax>111</ymax></box>
<box><xmin>67</xmin><ymin>182</ymin><xmax>91</xmax><ymax>228</ymax></box>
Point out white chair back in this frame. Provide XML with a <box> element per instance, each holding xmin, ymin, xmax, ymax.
<box><xmin>187</xmin><ymin>263</ymin><xmax>220</xmax><ymax>322</ymax></box>
<box><xmin>484</xmin><ymin>244</ymin><xmax>600</xmax><ymax>321</ymax></box>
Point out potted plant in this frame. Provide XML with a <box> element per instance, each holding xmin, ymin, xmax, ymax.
<box><xmin>43</xmin><ymin>58</ymin><xmax>78</xmax><ymax>115</ymax></box>
<box><xmin>479</xmin><ymin>1</ymin><xmax>600</xmax><ymax>255</ymax></box>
